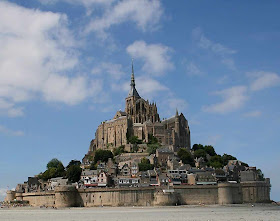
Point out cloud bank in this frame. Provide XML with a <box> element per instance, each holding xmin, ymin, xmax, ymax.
<box><xmin>0</xmin><ymin>1</ymin><xmax>99</xmax><ymax>116</ymax></box>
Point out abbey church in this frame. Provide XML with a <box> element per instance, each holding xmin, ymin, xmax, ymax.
<box><xmin>88</xmin><ymin>63</ymin><xmax>191</xmax><ymax>153</ymax></box>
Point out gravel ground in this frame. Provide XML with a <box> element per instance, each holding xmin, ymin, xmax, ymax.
<box><xmin>0</xmin><ymin>204</ymin><xmax>279</xmax><ymax>221</ymax></box>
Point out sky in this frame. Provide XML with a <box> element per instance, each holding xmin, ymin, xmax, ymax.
<box><xmin>0</xmin><ymin>0</ymin><xmax>279</xmax><ymax>201</ymax></box>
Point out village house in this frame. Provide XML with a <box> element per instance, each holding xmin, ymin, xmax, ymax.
<box><xmin>115</xmin><ymin>176</ymin><xmax>140</xmax><ymax>187</ymax></box>
<box><xmin>81</xmin><ymin>169</ymin><xmax>98</xmax><ymax>188</ymax></box>
<box><xmin>156</xmin><ymin>147</ymin><xmax>174</xmax><ymax>167</ymax></box>
<box><xmin>97</xmin><ymin>171</ymin><xmax>109</xmax><ymax>187</ymax></box>
<box><xmin>48</xmin><ymin>177</ymin><xmax>68</xmax><ymax>190</ymax></box>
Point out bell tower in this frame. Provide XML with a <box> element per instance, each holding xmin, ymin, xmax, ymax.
<box><xmin>125</xmin><ymin>60</ymin><xmax>141</xmax><ymax>116</ymax></box>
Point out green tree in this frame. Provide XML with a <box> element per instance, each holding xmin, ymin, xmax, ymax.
<box><xmin>113</xmin><ymin>145</ymin><xmax>125</xmax><ymax>156</ymax></box>
<box><xmin>209</xmin><ymin>155</ymin><xmax>223</xmax><ymax>168</ymax></box>
<box><xmin>38</xmin><ymin>158</ymin><xmax>65</xmax><ymax>180</ymax></box>
<box><xmin>257</xmin><ymin>169</ymin><xmax>265</xmax><ymax>181</ymax></box>
<box><xmin>147</xmin><ymin>143</ymin><xmax>160</xmax><ymax>155</ymax></box>
<box><xmin>128</xmin><ymin>136</ymin><xmax>142</xmax><ymax>144</ymax></box>
<box><xmin>241</xmin><ymin>162</ymin><xmax>249</xmax><ymax>167</ymax></box>
<box><xmin>90</xmin><ymin>162</ymin><xmax>97</xmax><ymax>170</ymax></box>
<box><xmin>66</xmin><ymin>165</ymin><xmax>82</xmax><ymax>183</ymax></box>
<box><xmin>148</xmin><ymin>134</ymin><xmax>158</xmax><ymax>144</ymax></box>
<box><xmin>47</xmin><ymin>158</ymin><xmax>64</xmax><ymax>170</ymax></box>
<box><xmin>192</xmin><ymin>144</ymin><xmax>204</xmax><ymax>151</ymax></box>
<box><xmin>66</xmin><ymin>160</ymin><xmax>81</xmax><ymax>169</ymax></box>
<box><xmin>204</xmin><ymin>145</ymin><xmax>216</xmax><ymax>156</ymax></box>
<box><xmin>194</xmin><ymin>149</ymin><xmax>207</xmax><ymax>159</ymax></box>
<box><xmin>221</xmin><ymin>154</ymin><xmax>237</xmax><ymax>166</ymax></box>
<box><xmin>138</xmin><ymin>157</ymin><xmax>154</xmax><ymax>171</ymax></box>
<box><xmin>132</xmin><ymin>144</ymin><xmax>139</xmax><ymax>153</ymax></box>
<box><xmin>177</xmin><ymin>148</ymin><xmax>195</xmax><ymax>166</ymax></box>
<box><xmin>94</xmin><ymin>149</ymin><xmax>113</xmax><ymax>163</ymax></box>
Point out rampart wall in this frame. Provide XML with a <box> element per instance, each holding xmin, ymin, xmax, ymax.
<box><xmin>6</xmin><ymin>181</ymin><xmax>270</xmax><ymax>207</ymax></box>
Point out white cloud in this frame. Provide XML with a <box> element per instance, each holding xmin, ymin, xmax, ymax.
<box><xmin>221</xmin><ymin>58</ymin><xmax>236</xmax><ymax>70</ymax></box>
<box><xmin>42</xmin><ymin>75</ymin><xmax>90</xmax><ymax>105</ymax></box>
<box><xmin>92</xmin><ymin>62</ymin><xmax>125</xmax><ymax>80</ymax></box>
<box><xmin>192</xmin><ymin>27</ymin><xmax>236</xmax><ymax>70</ymax></box>
<box><xmin>116</xmin><ymin>75</ymin><xmax>169</xmax><ymax>100</ymax></box>
<box><xmin>126</xmin><ymin>41</ymin><xmax>173</xmax><ymax>76</ymax></box>
<box><xmin>185</xmin><ymin>62</ymin><xmax>203</xmax><ymax>76</ymax></box>
<box><xmin>0</xmin><ymin>1</ymin><xmax>100</xmax><ymax>116</ymax></box>
<box><xmin>0</xmin><ymin>125</ymin><xmax>24</xmax><ymax>136</ymax></box>
<box><xmin>206</xmin><ymin>134</ymin><xmax>222</xmax><ymax>146</ymax></box>
<box><xmin>40</xmin><ymin>0</ymin><xmax>115</xmax><ymax>16</ymax></box>
<box><xmin>247</xmin><ymin>71</ymin><xmax>280</xmax><ymax>91</ymax></box>
<box><xmin>0</xmin><ymin>188</ymin><xmax>7</xmax><ymax>200</ymax></box>
<box><xmin>85</xmin><ymin>0</ymin><xmax>163</xmax><ymax>38</ymax></box>
<box><xmin>193</xmin><ymin>27</ymin><xmax>236</xmax><ymax>55</ymax></box>
<box><xmin>203</xmin><ymin>86</ymin><xmax>248</xmax><ymax>114</ymax></box>
<box><xmin>40</xmin><ymin>0</ymin><xmax>115</xmax><ymax>6</ymax></box>
<box><xmin>136</xmin><ymin>76</ymin><xmax>169</xmax><ymax>98</ymax></box>
<box><xmin>164</xmin><ymin>98</ymin><xmax>188</xmax><ymax>117</ymax></box>
<box><xmin>243</xmin><ymin>110</ymin><xmax>262</xmax><ymax>118</ymax></box>
<box><xmin>0</xmin><ymin>99</ymin><xmax>24</xmax><ymax>117</ymax></box>
<box><xmin>217</xmin><ymin>75</ymin><xmax>229</xmax><ymax>84</ymax></box>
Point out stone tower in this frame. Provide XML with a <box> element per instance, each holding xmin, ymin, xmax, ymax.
<box><xmin>125</xmin><ymin>61</ymin><xmax>160</xmax><ymax>124</ymax></box>
<box><xmin>83</xmin><ymin>60</ymin><xmax>191</xmax><ymax>154</ymax></box>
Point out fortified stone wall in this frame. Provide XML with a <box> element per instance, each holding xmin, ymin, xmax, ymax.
<box><xmin>241</xmin><ymin>181</ymin><xmax>271</xmax><ymax>203</ymax></box>
<box><xmin>175</xmin><ymin>185</ymin><xmax>218</xmax><ymax>205</ymax></box>
<box><xmin>21</xmin><ymin>192</ymin><xmax>55</xmax><ymax>207</ymax></box>
<box><xmin>77</xmin><ymin>187</ymin><xmax>155</xmax><ymax>207</ymax></box>
<box><xmin>218</xmin><ymin>183</ymin><xmax>243</xmax><ymax>204</ymax></box>
<box><xmin>7</xmin><ymin>181</ymin><xmax>270</xmax><ymax>207</ymax></box>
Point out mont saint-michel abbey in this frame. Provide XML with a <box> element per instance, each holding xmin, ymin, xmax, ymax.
<box><xmin>6</xmin><ymin>63</ymin><xmax>271</xmax><ymax>207</ymax></box>
<box><xmin>89</xmin><ymin>64</ymin><xmax>191</xmax><ymax>153</ymax></box>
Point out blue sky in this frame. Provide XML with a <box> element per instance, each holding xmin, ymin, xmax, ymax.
<box><xmin>0</xmin><ymin>0</ymin><xmax>279</xmax><ymax>201</ymax></box>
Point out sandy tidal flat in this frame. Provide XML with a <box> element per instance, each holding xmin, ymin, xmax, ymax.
<box><xmin>0</xmin><ymin>204</ymin><xmax>279</xmax><ymax>221</ymax></box>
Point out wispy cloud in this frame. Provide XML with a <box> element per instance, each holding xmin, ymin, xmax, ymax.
<box><xmin>0</xmin><ymin>98</ymin><xmax>24</xmax><ymax>117</ymax></box>
<box><xmin>247</xmin><ymin>71</ymin><xmax>280</xmax><ymax>91</ymax></box>
<box><xmin>243</xmin><ymin>110</ymin><xmax>262</xmax><ymax>118</ymax></box>
<box><xmin>85</xmin><ymin>0</ymin><xmax>163</xmax><ymax>38</ymax></box>
<box><xmin>39</xmin><ymin>0</ymin><xmax>115</xmax><ymax>15</ymax></box>
<box><xmin>192</xmin><ymin>27</ymin><xmax>237</xmax><ymax>70</ymax></box>
<box><xmin>203</xmin><ymin>86</ymin><xmax>248</xmax><ymax>114</ymax></box>
<box><xmin>126</xmin><ymin>40</ymin><xmax>173</xmax><ymax>76</ymax></box>
<box><xmin>92</xmin><ymin>62</ymin><xmax>125</xmax><ymax>80</ymax></box>
<box><xmin>0</xmin><ymin>188</ymin><xmax>7</xmax><ymax>196</ymax></box>
<box><xmin>0</xmin><ymin>125</ymin><xmax>24</xmax><ymax>137</ymax></box>
<box><xmin>206</xmin><ymin>134</ymin><xmax>222</xmax><ymax>146</ymax></box>
<box><xmin>164</xmin><ymin>98</ymin><xmax>188</xmax><ymax>117</ymax></box>
<box><xmin>216</xmin><ymin>75</ymin><xmax>229</xmax><ymax>85</ymax></box>
<box><xmin>185</xmin><ymin>61</ymin><xmax>203</xmax><ymax>76</ymax></box>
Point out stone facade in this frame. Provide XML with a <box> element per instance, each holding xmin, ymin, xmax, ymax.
<box><xmin>89</xmin><ymin>64</ymin><xmax>191</xmax><ymax>153</ymax></box>
<box><xmin>6</xmin><ymin>181</ymin><xmax>271</xmax><ymax>207</ymax></box>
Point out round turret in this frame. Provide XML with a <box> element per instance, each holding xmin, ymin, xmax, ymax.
<box><xmin>54</xmin><ymin>185</ymin><xmax>78</xmax><ymax>207</ymax></box>
<box><xmin>5</xmin><ymin>190</ymin><xmax>16</xmax><ymax>202</ymax></box>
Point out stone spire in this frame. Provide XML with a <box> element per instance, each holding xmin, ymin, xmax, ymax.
<box><xmin>176</xmin><ymin>108</ymin><xmax>179</xmax><ymax>117</ymax></box>
<box><xmin>128</xmin><ymin>59</ymin><xmax>140</xmax><ymax>98</ymax></box>
<box><xmin>131</xmin><ymin>59</ymin><xmax>135</xmax><ymax>87</ymax></box>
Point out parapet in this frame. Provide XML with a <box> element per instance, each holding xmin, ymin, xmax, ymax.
<box><xmin>55</xmin><ymin>185</ymin><xmax>77</xmax><ymax>192</ymax></box>
<box><xmin>5</xmin><ymin>190</ymin><xmax>16</xmax><ymax>202</ymax></box>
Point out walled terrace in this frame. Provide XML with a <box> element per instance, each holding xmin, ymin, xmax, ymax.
<box><xmin>5</xmin><ymin>181</ymin><xmax>271</xmax><ymax>208</ymax></box>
